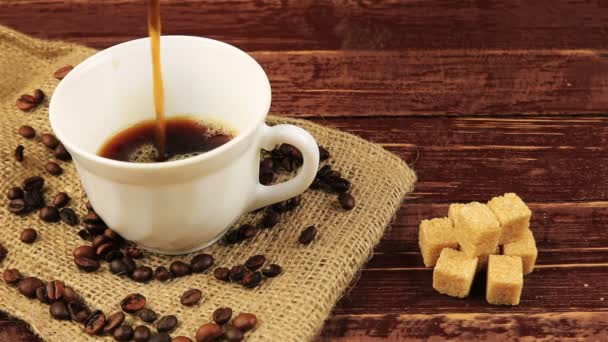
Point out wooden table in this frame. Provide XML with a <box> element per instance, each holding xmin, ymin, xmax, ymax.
<box><xmin>2</xmin><ymin>1</ymin><xmax>607</xmax><ymax>341</ymax></box>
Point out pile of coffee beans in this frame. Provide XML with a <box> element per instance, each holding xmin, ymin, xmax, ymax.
<box><xmin>15</xmin><ymin>89</ymin><xmax>45</xmax><ymax>112</ymax></box>
<box><xmin>212</xmin><ymin>255</ymin><xmax>282</xmax><ymax>289</ymax></box>
<box><xmin>310</xmin><ymin>164</ymin><xmax>356</xmax><ymax>210</ymax></box>
<box><xmin>196</xmin><ymin>308</ymin><xmax>257</xmax><ymax>342</ymax></box>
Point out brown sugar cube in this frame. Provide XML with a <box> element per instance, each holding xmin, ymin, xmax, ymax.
<box><xmin>503</xmin><ymin>229</ymin><xmax>537</xmax><ymax>274</ymax></box>
<box><xmin>477</xmin><ymin>245</ymin><xmax>500</xmax><ymax>272</ymax></box>
<box><xmin>487</xmin><ymin>193</ymin><xmax>532</xmax><ymax>245</ymax></box>
<box><xmin>418</xmin><ymin>217</ymin><xmax>458</xmax><ymax>267</ymax></box>
<box><xmin>432</xmin><ymin>248</ymin><xmax>478</xmax><ymax>298</ymax></box>
<box><xmin>448</xmin><ymin>202</ymin><xmax>501</xmax><ymax>258</ymax></box>
<box><xmin>486</xmin><ymin>255</ymin><xmax>523</xmax><ymax>305</ymax></box>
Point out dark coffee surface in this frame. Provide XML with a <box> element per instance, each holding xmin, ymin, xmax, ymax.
<box><xmin>98</xmin><ymin>117</ymin><xmax>233</xmax><ymax>162</ymax></box>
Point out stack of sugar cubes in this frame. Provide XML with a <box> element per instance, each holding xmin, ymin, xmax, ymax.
<box><xmin>418</xmin><ymin>193</ymin><xmax>537</xmax><ymax>305</ymax></box>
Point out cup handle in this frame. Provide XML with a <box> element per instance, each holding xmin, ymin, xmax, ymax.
<box><xmin>248</xmin><ymin>123</ymin><xmax>320</xmax><ymax>211</ymax></box>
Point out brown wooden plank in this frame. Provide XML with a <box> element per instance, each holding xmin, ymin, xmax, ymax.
<box><xmin>2</xmin><ymin>1</ymin><xmax>608</xmax><ymax>51</ymax></box>
<box><xmin>318</xmin><ymin>312</ymin><xmax>608</xmax><ymax>341</ymax></box>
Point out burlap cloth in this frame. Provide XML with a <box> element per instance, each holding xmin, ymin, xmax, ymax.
<box><xmin>0</xmin><ymin>26</ymin><xmax>416</xmax><ymax>341</ymax></box>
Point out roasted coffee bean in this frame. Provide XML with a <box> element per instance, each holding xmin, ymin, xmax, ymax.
<box><xmin>3</xmin><ymin>268</ymin><xmax>22</xmax><ymax>284</ymax></box>
<box><xmin>54</xmin><ymin>143</ymin><xmax>72</xmax><ymax>161</ymax></box>
<box><xmin>338</xmin><ymin>192</ymin><xmax>355</xmax><ymax>210</ymax></box>
<box><xmin>150</xmin><ymin>333</ymin><xmax>172</xmax><ymax>342</ymax></box>
<box><xmin>213</xmin><ymin>267</ymin><xmax>230</xmax><ymax>282</ymax></box>
<box><xmin>318</xmin><ymin>145</ymin><xmax>330</xmax><ymax>161</ymax></box>
<box><xmin>172</xmin><ymin>336</ymin><xmax>192</xmax><ymax>342</ymax></box>
<box><xmin>52</xmin><ymin>192</ymin><xmax>70</xmax><ymax>207</ymax></box>
<box><xmin>137</xmin><ymin>308</ymin><xmax>158</xmax><ymax>323</ymax></box>
<box><xmin>154</xmin><ymin>266</ymin><xmax>171</xmax><ymax>281</ymax></box>
<box><xmin>180</xmin><ymin>289</ymin><xmax>202</xmax><ymax>306</ymax></box>
<box><xmin>50</xmin><ymin>301</ymin><xmax>70</xmax><ymax>320</ymax></box>
<box><xmin>156</xmin><ymin>315</ymin><xmax>178</xmax><ymax>332</ymax></box>
<box><xmin>262</xmin><ymin>264</ymin><xmax>282</xmax><ymax>278</ymax></box>
<box><xmin>122</xmin><ymin>257</ymin><xmax>136</xmax><ymax>274</ymax></box>
<box><xmin>85</xmin><ymin>222</ymin><xmax>108</xmax><ymax>235</ymax></box>
<box><xmin>224</xmin><ymin>229</ymin><xmax>242</xmax><ymax>245</ymax></box>
<box><xmin>232</xmin><ymin>313</ymin><xmax>257</xmax><ymax>332</ymax></box>
<box><xmin>63</xmin><ymin>286</ymin><xmax>79</xmax><ymax>302</ymax></box>
<box><xmin>14</xmin><ymin>145</ymin><xmax>24</xmax><ymax>162</ymax></box>
<box><xmin>125</xmin><ymin>246</ymin><xmax>143</xmax><ymax>259</ymax></box>
<box><xmin>83</xmin><ymin>211</ymin><xmax>102</xmax><ymax>224</ymax></box>
<box><xmin>240</xmin><ymin>224</ymin><xmax>258</xmax><ymax>239</ymax></box>
<box><xmin>299</xmin><ymin>225</ymin><xmax>317</xmax><ymax>245</ymax></box>
<box><xmin>241</xmin><ymin>271</ymin><xmax>262</xmax><ymax>288</ymax></box>
<box><xmin>0</xmin><ymin>243</ymin><xmax>7</xmax><ymax>262</ymax></box>
<box><xmin>110</xmin><ymin>258</ymin><xmax>130</xmax><ymax>276</ymax></box>
<box><xmin>212</xmin><ymin>307</ymin><xmax>232</xmax><ymax>325</ymax></box>
<box><xmin>260</xmin><ymin>157</ymin><xmax>274</xmax><ymax>170</ymax></box>
<box><xmin>16</xmin><ymin>96</ymin><xmax>35</xmax><ymax>111</ymax></box>
<box><xmin>103</xmin><ymin>311</ymin><xmax>126</xmax><ymax>334</ymax></box>
<box><xmin>20</xmin><ymin>228</ymin><xmax>37</xmax><ymax>244</ymax></box>
<box><xmin>46</xmin><ymin>280</ymin><xmax>65</xmax><ymax>302</ymax></box>
<box><xmin>24</xmin><ymin>188</ymin><xmax>44</xmax><ymax>209</ymax></box>
<box><xmin>223</xmin><ymin>325</ymin><xmax>244</xmax><ymax>341</ymax></box>
<box><xmin>74</xmin><ymin>256</ymin><xmax>100</xmax><ymax>272</ymax></box>
<box><xmin>85</xmin><ymin>201</ymin><xmax>94</xmax><ymax>211</ymax></box>
<box><xmin>169</xmin><ymin>261</ymin><xmax>191</xmax><ymax>277</ymax></box>
<box><xmin>77</xmin><ymin>229</ymin><xmax>91</xmax><ymax>241</ymax></box>
<box><xmin>41</xmin><ymin>133</ymin><xmax>60</xmax><ymax>149</ymax></box>
<box><xmin>134</xmin><ymin>325</ymin><xmax>152</xmax><ymax>342</ymax></box>
<box><xmin>229</xmin><ymin>265</ymin><xmax>246</xmax><ymax>282</ymax></box>
<box><xmin>73</xmin><ymin>245</ymin><xmax>96</xmax><ymax>259</ymax></box>
<box><xmin>84</xmin><ymin>310</ymin><xmax>106</xmax><ymax>335</ymax></box>
<box><xmin>132</xmin><ymin>266</ymin><xmax>153</xmax><ymax>283</ymax></box>
<box><xmin>54</xmin><ymin>65</ymin><xmax>73</xmax><ymax>80</ymax></box>
<box><xmin>91</xmin><ymin>234</ymin><xmax>110</xmax><ymax>249</ymax></box>
<box><xmin>7</xmin><ymin>186</ymin><xmax>24</xmax><ymax>200</ymax></box>
<box><xmin>18</xmin><ymin>125</ymin><xmax>36</xmax><ymax>139</ymax></box>
<box><xmin>22</xmin><ymin>176</ymin><xmax>45</xmax><ymax>193</ymax></box>
<box><xmin>245</xmin><ymin>255</ymin><xmax>266</xmax><ymax>271</ymax></box>
<box><xmin>261</xmin><ymin>210</ymin><xmax>280</xmax><ymax>228</ymax></box>
<box><xmin>195</xmin><ymin>322</ymin><xmax>222</xmax><ymax>342</ymax></box>
<box><xmin>8</xmin><ymin>198</ymin><xmax>28</xmax><ymax>214</ymax></box>
<box><xmin>60</xmin><ymin>207</ymin><xmax>78</xmax><ymax>225</ymax></box>
<box><xmin>36</xmin><ymin>286</ymin><xmax>49</xmax><ymax>303</ymax></box>
<box><xmin>104</xmin><ymin>228</ymin><xmax>122</xmax><ymax>241</ymax></box>
<box><xmin>121</xmin><ymin>293</ymin><xmax>146</xmax><ymax>313</ymax></box>
<box><xmin>114</xmin><ymin>325</ymin><xmax>134</xmax><ymax>341</ymax></box>
<box><xmin>330</xmin><ymin>178</ymin><xmax>351</xmax><ymax>193</ymax></box>
<box><xmin>105</xmin><ymin>249</ymin><xmax>124</xmax><ymax>262</ymax></box>
<box><xmin>190</xmin><ymin>254</ymin><xmax>214</xmax><ymax>273</ymax></box>
<box><xmin>33</xmin><ymin>89</ymin><xmax>45</xmax><ymax>104</ymax></box>
<box><xmin>40</xmin><ymin>206</ymin><xmax>60</xmax><ymax>222</ymax></box>
<box><xmin>67</xmin><ymin>301</ymin><xmax>89</xmax><ymax>323</ymax></box>
<box><xmin>259</xmin><ymin>170</ymin><xmax>274</xmax><ymax>185</ymax></box>
<box><xmin>96</xmin><ymin>242</ymin><xmax>116</xmax><ymax>260</ymax></box>
<box><xmin>45</xmin><ymin>161</ymin><xmax>63</xmax><ymax>175</ymax></box>
<box><xmin>18</xmin><ymin>277</ymin><xmax>44</xmax><ymax>298</ymax></box>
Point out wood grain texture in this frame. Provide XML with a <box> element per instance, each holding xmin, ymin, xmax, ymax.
<box><xmin>2</xmin><ymin>0</ymin><xmax>608</xmax><ymax>51</ymax></box>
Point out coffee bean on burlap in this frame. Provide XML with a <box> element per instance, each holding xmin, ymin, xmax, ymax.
<box><xmin>40</xmin><ymin>206</ymin><xmax>60</xmax><ymax>222</ymax></box>
<box><xmin>35</xmin><ymin>287</ymin><xmax>49</xmax><ymax>303</ymax></box>
<box><xmin>232</xmin><ymin>313</ymin><xmax>257</xmax><ymax>332</ymax></box>
<box><xmin>318</xmin><ymin>145</ymin><xmax>330</xmax><ymax>161</ymax></box>
<box><xmin>259</xmin><ymin>169</ymin><xmax>274</xmax><ymax>185</ymax></box>
<box><xmin>24</xmin><ymin>188</ymin><xmax>44</xmax><ymax>209</ymax></box>
<box><xmin>134</xmin><ymin>325</ymin><xmax>152</xmax><ymax>342</ymax></box>
<box><xmin>125</xmin><ymin>246</ymin><xmax>144</xmax><ymax>259</ymax></box>
<box><xmin>22</xmin><ymin>176</ymin><xmax>44</xmax><ymax>191</ymax></box>
<box><xmin>83</xmin><ymin>210</ymin><xmax>102</xmax><ymax>224</ymax></box>
<box><xmin>0</xmin><ymin>242</ymin><xmax>7</xmax><ymax>262</ymax></box>
<box><xmin>122</xmin><ymin>257</ymin><xmax>136</xmax><ymax>274</ymax></box>
<box><xmin>49</xmin><ymin>301</ymin><xmax>70</xmax><ymax>320</ymax></box>
<box><xmin>330</xmin><ymin>177</ymin><xmax>351</xmax><ymax>193</ymax></box>
<box><xmin>52</xmin><ymin>192</ymin><xmax>70</xmax><ymax>207</ymax></box>
<box><xmin>150</xmin><ymin>333</ymin><xmax>172</xmax><ymax>342</ymax></box>
<box><xmin>212</xmin><ymin>307</ymin><xmax>232</xmax><ymax>325</ymax></box>
<box><xmin>54</xmin><ymin>143</ymin><xmax>72</xmax><ymax>161</ymax></box>
<box><xmin>73</xmin><ymin>246</ymin><xmax>96</xmax><ymax>259</ymax></box>
<box><xmin>195</xmin><ymin>322</ymin><xmax>222</xmax><ymax>342</ymax></box>
<box><xmin>77</xmin><ymin>229</ymin><xmax>91</xmax><ymax>241</ymax></box>
<box><xmin>262</xmin><ymin>264</ymin><xmax>283</xmax><ymax>278</ymax></box>
<box><xmin>110</xmin><ymin>258</ymin><xmax>130</xmax><ymax>276</ymax></box>
<box><xmin>137</xmin><ymin>308</ymin><xmax>158</xmax><ymax>323</ymax></box>
<box><xmin>240</xmin><ymin>224</ymin><xmax>258</xmax><ymax>240</ymax></box>
<box><xmin>169</xmin><ymin>261</ymin><xmax>191</xmax><ymax>277</ymax></box>
<box><xmin>85</xmin><ymin>222</ymin><xmax>107</xmax><ymax>235</ymax></box>
<box><xmin>96</xmin><ymin>242</ymin><xmax>116</xmax><ymax>260</ymax></box>
<box><xmin>18</xmin><ymin>125</ymin><xmax>36</xmax><ymax>139</ymax></box>
<box><xmin>132</xmin><ymin>266</ymin><xmax>153</xmax><ymax>283</ymax></box>
<box><xmin>54</xmin><ymin>65</ymin><xmax>73</xmax><ymax>80</ymax></box>
<box><xmin>91</xmin><ymin>235</ymin><xmax>109</xmax><ymax>249</ymax></box>
<box><xmin>20</xmin><ymin>228</ymin><xmax>37</xmax><ymax>244</ymax></box>
<box><xmin>190</xmin><ymin>253</ymin><xmax>214</xmax><ymax>273</ymax></box>
<box><xmin>15</xmin><ymin>95</ymin><xmax>35</xmax><ymax>111</ymax></box>
<box><xmin>338</xmin><ymin>192</ymin><xmax>356</xmax><ymax>210</ymax></box>
<box><xmin>33</xmin><ymin>89</ymin><xmax>44</xmax><ymax>103</ymax></box>
<box><xmin>84</xmin><ymin>310</ymin><xmax>106</xmax><ymax>335</ymax></box>
<box><xmin>45</xmin><ymin>161</ymin><xmax>63</xmax><ymax>175</ymax></box>
<box><xmin>223</xmin><ymin>325</ymin><xmax>244</xmax><ymax>342</ymax></box>
<box><xmin>299</xmin><ymin>225</ymin><xmax>317</xmax><ymax>245</ymax></box>
<box><xmin>46</xmin><ymin>280</ymin><xmax>65</xmax><ymax>302</ymax></box>
<box><xmin>8</xmin><ymin>198</ymin><xmax>28</xmax><ymax>214</ymax></box>
<box><xmin>74</xmin><ymin>256</ymin><xmax>100</xmax><ymax>272</ymax></box>
<box><xmin>3</xmin><ymin>268</ymin><xmax>22</xmax><ymax>284</ymax></box>
<box><xmin>60</xmin><ymin>207</ymin><xmax>78</xmax><ymax>225</ymax></box>
<box><xmin>241</xmin><ymin>271</ymin><xmax>262</xmax><ymax>288</ymax></box>
<box><xmin>14</xmin><ymin>144</ymin><xmax>24</xmax><ymax>162</ymax></box>
<box><xmin>104</xmin><ymin>228</ymin><xmax>122</xmax><ymax>242</ymax></box>
<box><xmin>103</xmin><ymin>311</ymin><xmax>126</xmax><ymax>334</ymax></box>
<box><xmin>41</xmin><ymin>133</ymin><xmax>60</xmax><ymax>149</ymax></box>
<box><xmin>63</xmin><ymin>286</ymin><xmax>79</xmax><ymax>303</ymax></box>
<box><xmin>156</xmin><ymin>315</ymin><xmax>178</xmax><ymax>333</ymax></box>
<box><xmin>154</xmin><ymin>266</ymin><xmax>171</xmax><ymax>281</ymax></box>
<box><xmin>114</xmin><ymin>325</ymin><xmax>134</xmax><ymax>341</ymax></box>
<box><xmin>7</xmin><ymin>186</ymin><xmax>23</xmax><ymax>200</ymax></box>
<box><xmin>121</xmin><ymin>293</ymin><xmax>146</xmax><ymax>313</ymax></box>
<box><xmin>172</xmin><ymin>336</ymin><xmax>192</xmax><ymax>342</ymax></box>
<box><xmin>67</xmin><ymin>301</ymin><xmax>89</xmax><ymax>323</ymax></box>
<box><xmin>245</xmin><ymin>255</ymin><xmax>266</xmax><ymax>271</ymax></box>
<box><xmin>261</xmin><ymin>210</ymin><xmax>280</xmax><ymax>228</ymax></box>
<box><xmin>229</xmin><ymin>265</ymin><xmax>246</xmax><ymax>282</ymax></box>
<box><xmin>105</xmin><ymin>249</ymin><xmax>124</xmax><ymax>262</ymax></box>
<box><xmin>180</xmin><ymin>289</ymin><xmax>202</xmax><ymax>306</ymax></box>
<box><xmin>18</xmin><ymin>277</ymin><xmax>44</xmax><ymax>298</ymax></box>
<box><xmin>213</xmin><ymin>267</ymin><xmax>230</xmax><ymax>282</ymax></box>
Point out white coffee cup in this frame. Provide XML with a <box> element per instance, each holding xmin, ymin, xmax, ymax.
<box><xmin>49</xmin><ymin>36</ymin><xmax>319</xmax><ymax>254</ymax></box>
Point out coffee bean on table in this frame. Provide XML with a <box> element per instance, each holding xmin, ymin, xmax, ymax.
<box><xmin>103</xmin><ymin>311</ymin><xmax>126</xmax><ymax>334</ymax></box>
<box><xmin>41</xmin><ymin>133</ymin><xmax>60</xmax><ymax>149</ymax></box>
<box><xmin>73</xmin><ymin>245</ymin><xmax>96</xmax><ymax>259</ymax></box>
<box><xmin>229</xmin><ymin>265</ymin><xmax>246</xmax><ymax>282</ymax></box>
<box><xmin>150</xmin><ymin>333</ymin><xmax>172</xmax><ymax>342</ymax></box>
<box><xmin>121</xmin><ymin>293</ymin><xmax>147</xmax><ymax>313</ymax></box>
<box><xmin>245</xmin><ymin>255</ymin><xmax>266</xmax><ymax>271</ymax></box>
<box><xmin>154</xmin><ymin>266</ymin><xmax>171</xmax><ymax>281</ymax></box>
<box><xmin>0</xmin><ymin>243</ymin><xmax>7</xmax><ymax>262</ymax></box>
<box><xmin>180</xmin><ymin>288</ymin><xmax>202</xmax><ymax>306</ymax></box>
<box><xmin>74</xmin><ymin>256</ymin><xmax>100</xmax><ymax>272</ymax></box>
<box><xmin>22</xmin><ymin>176</ymin><xmax>44</xmax><ymax>192</ymax></box>
<box><xmin>299</xmin><ymin>225</ymin><xmax>317</xmax><ymax>245</ymax></box>
<box><xmin>242</xmin><ymin>271</ymin><xmax>262</xmax><ymax>288</ymax></box>
<box><xmin>195</xmin><ymin>322</ymin><xmax>222</xmax><ymax>342</ymax></box>
<box><xmin>24</xmin><ymin>188</ymin><xmax>44</xmax><ymax>209</ymax></box>
<box><xmin>114</xmin><ymin>325</ymin><xmax>134</xmax><ymax>341</ymax></box>
<box><xmin>134</xmin><ymin>325</ymin><xmax>152</xmax><ymax>342</ymax></box>
<box><xmin>50</xmin><ymin>301</ymin><xmax>71</xmax><ymax>320</ymax></box>
<box><xmin>14</xmin><ymin>145</ymin><xmax>24</xmax><ymax>162</ymax></box>
<box><xmin>40</xmin><ymin>206</ymin><xmax>60</xmax><ymax>222</ymax></box>
<box><xmin>232</xmin><ymin>313</ymin><xmax>257</xmax><ymax>332</ymax></box>
<box><xmin>212</xmin><ymin>307</ymin><xmax>232</xmax><ymax>325</ymax></box>
<box><xmin>190</xmin><ymin>253</ymin><xmax>214</xmax><ymax>273</ymax></box>
<box><xmin>18</xmin><ymin>125</ymin><xmax>36</xmax><ymax>139</ymax></box>
<box><xmin>156</xmin><ymin>315</ymin><xmax>178</xmax><ymax>332</ymax></box>
<box><xmin>338</xmin><ymin>192</ymin><xmax>355</xmax><ymax>210</ymax></box>
<box><xmin>44</xmin><ymin>161</ymin><xmax>63</xmax><ymax>176</ymax></box>
<box><xmin>7</xmin><ymin>187</ymin><xmax>24</xmax><ymax>200</ymax></box>
<box><xmin>46</xmin><ymin>280</ymin><xmax>65</xmax><ymax>302</ymax></box>
<box><xmin>54</xmin><ymin>65</ymin><xmax>73</xmax><ymax>80</ymax></box>
<box><xmin>262</xmin><ymin>264</ymin><xmax>282</xmax><ymax>278</ymax></box>
<box><xmin>169</xmin><ymin>261</ymin><xmax>191</xmax><ymax>277</ymax></box>
<box><xmin>132</xmin><ymin>266</ymin><xmax>153</xmax><ymax>283</ymax></box>
<box><xmin>223</xmin><ymin>325</ymin><xmax>244</xmax><ymax>341</ymax></box>
<box><xmin>137</xmin><ymin>308</ymin><xmax>158</xmax><ymax>323</ymax></box>
<box><xmin>60</xmin><ymin>207</ymin><xmax>78</xmax><ymax>225</ymax></box>
<box><xmin>3</xmin><ymin>269</ymin><xmax>22</xmax><ymax>284</ymax></box>
<box><xmin>172</xmin><ymin>336</ymin><xmax>192</xmax><ymax>342</ymax></box>
<box><xmin>18</xmin><ymin>277</ymin><xmax>44</xmax><ymax>298</ymax></box>
<box><xmin>52</xmin><ymin>192</ymin><xmax>70</xmax><ymax>207</ymax></box>
<box><xmin>8</xmin><ymin>198</ymin><xmax>28</xmax><ymax>214</ymax></box>
<box><xmin>84</xmin><ymin>310</ymin><xmax>106</xmax><ymax>335</ymax></box>
<box><xmin>54</xmin><ymin>143</ymin><xmax>72</xmax><ymax>161</ymax></box>
<box><xmin>261</xmin><ymin>210</ymin><xmax>280</xmax><ymax>228</ymax></box>
<box><xmin>20</xmin><ymin>228</ymin><xmax>37</xmax><ymax>244</ymax></box>
<box><xmin>213</xmin><ymin>267</ymin><xmax>230</xmax><ymax>282</ymax></box>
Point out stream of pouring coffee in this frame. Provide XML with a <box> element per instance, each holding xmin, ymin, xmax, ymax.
<box><xmin>147</xmin><ymin>0</ymin><xmax>166</xmax><ymax>160</ymax></box>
